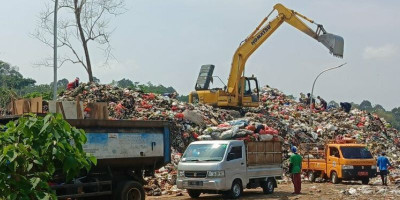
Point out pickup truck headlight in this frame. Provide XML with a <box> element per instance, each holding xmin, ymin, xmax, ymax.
<box><xmin>342</xmin><ymin>165</ymin><xmax>354</xmax><ymax>170</ymax></box>
<box><xmin>371</xmin><ymin>165</ymin><xmax>377</xmax><ymax>169</ymax></box>
<box><xmin>178</xmin><ymin>170</ymin><xmax>185</xmax><ymax>177</ymax></box>
<box><xmin>207</xmin><ymin>170</ymin><xmax>225</xmax><ymax>177</ymax></box>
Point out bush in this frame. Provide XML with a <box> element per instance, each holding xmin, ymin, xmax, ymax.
<box><xmin>0</xmin><ymin>114</ymin><xmax>96</xmax><ymax>199</ymax></box>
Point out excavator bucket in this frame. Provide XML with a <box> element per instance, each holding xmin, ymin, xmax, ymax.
<box><xmin>318</xmin><ymin>33</ymin><xmax>344</xmax><ymax>58</ymax></box>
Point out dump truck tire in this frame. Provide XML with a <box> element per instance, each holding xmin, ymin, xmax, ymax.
<box><xmin>308</xmin><ymin>171</ymin><xmax>316</xmax><ymax>183</ymax></box>
<box><xmin>114</xmin><ymin>181</ymin><xmax>145</xmax><ymax>200</ymax></box>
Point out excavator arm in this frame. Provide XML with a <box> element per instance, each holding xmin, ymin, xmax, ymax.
<box><xmin>226</xmin><ymin>3</ymin><xmax>344</xmax><ymax>94</ymax></box>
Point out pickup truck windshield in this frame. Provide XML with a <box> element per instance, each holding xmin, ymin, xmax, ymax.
<box><xmin>182</xmin><ymin>144</ymin><xmax>227</xmax><ymax>162</ymax></box>
<box><xmin>340</xmin><ymin>147</ymin><xmax>373</xmax><ymax>159</ymax></box>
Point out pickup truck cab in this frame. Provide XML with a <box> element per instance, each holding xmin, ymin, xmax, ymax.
<box><xmin>301</xmin><ymin>139</ymin><xmax>377</xmax><ymax>184</ymax></box>
<box><xmin>177</xmin><ymin>140</ymin><xmax>282</xmax><ymax>199</ymax></box>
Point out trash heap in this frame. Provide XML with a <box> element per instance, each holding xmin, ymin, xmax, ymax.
<box><xmin>58</xmin><ymin>83</ymin><xmax>400</xmax><ymax>195</ymax></box>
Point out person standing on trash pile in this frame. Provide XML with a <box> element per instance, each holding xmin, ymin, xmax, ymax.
<box><xmin>377</xmin><ymin>152</ymin><xmax>392</xmax><ymax>186</ymax></box>
<box><xmin>67</xmin><ymin>77</ymin><xmax>80</xmax><ymax>90</ymax></box>
<box><xmin>299</xmin><ymin>93</ymin><xmax>306</xmax><ymax>104</ymax></box>
<box><xmin>340</xmin><ymin>102</ymin><xmax>352</xmax><ymax>113</ymax></box>
<box><xmin>305</xmin><ymin>93</ymin><xmax>316</xmax><ymax>107</ymax></box>
<box><xmin>317</xmin><ymin>96</ymin><xmax>327</xmax><ymax>110</ymax></box>
<box><xmin>289</xmin><ymin>146</ymin><xmax>302</xmax><ymax>194</ymax></box>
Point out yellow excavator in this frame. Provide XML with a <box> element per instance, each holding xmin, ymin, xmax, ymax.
<box><xmin>189</xmin><ymin>3</ymin><xmax>344</xmax><ymax>107</ymax></box>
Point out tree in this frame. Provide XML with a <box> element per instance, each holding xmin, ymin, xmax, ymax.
<box><xmin>35</xmin><ymin>0</ymin><xmax>125</xmax><ymax>82</ymax></box>
<box><xmin>93</xmin><ymin>76</ymin><xmax>101</xmax><ymax>84</ymax></box>
<box><xmin>359</xmin><ymin>100</ymin><xmax>373</xmax><ymax>111</ymax></box>
<box><xmin>373</xmin><ymin>104</ymin><xmax>385</xmax><ymax>112</ymax></box>
<box><xmin>328</xmin><ymin>100</ymin><xmax>339</xmax><ymax>107</ymax></box>
<box><xmin>0</xmin><ymin>61</ymin><xmax>36</xmax><ymax>89</ymax></box>
<box><xmin>57</xmin><ymin>78</ymin><xmax>69</xmax><ymax>87</ymax></box>
<box><xmin>117</xmin><ymin>78</ymin><xmax>134</xmax><ymax>88</ymax></box>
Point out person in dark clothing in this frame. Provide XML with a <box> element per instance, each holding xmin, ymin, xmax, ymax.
<box><xmin>340</xmin><ymin>102</ymin><xmax>352</xmax><ymax>113</ymax></box>
<box><xmin>377</xmin><ymin>152</ymin><xmax>392</xmax><ymax>186</ymax></box>
<box><xmin>305</xmin><ymin>93</ymin><xmax>315</xmax><ymax>105</ymax></box>
<box><xmin>317</xmin><ymin>96</ymin><xmax>327</xmax><ymax>110</ymax></box>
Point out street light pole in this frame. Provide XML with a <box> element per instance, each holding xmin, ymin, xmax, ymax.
<box><xmin>309</xmin><ymin>63</ymin><xmax>347</xmax><ymax>125</ymax></box>
<box><xmin>53</xmin><ymin>0</ymin><xmax>58</xmax><ymax>100</ymax></box>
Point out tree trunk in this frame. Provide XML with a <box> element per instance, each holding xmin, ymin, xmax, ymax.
<box><xmin>74</xmin><ymin>0</ymin><xmax>93</xmax><ymax>82</ymax></box>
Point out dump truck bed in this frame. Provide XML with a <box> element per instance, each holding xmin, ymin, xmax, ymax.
<box><xmin>67</xmin><ymin>119</ymin><xmax>170</xmax><ymax>170</ymax></box>
<box><xmin>302</xmin><ymin>159</ymin><xmax>326</xmax><ymax>171</ymax></box>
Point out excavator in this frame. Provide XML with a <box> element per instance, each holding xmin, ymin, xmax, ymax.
<box><xmin>189</xmin><ymin>3</ymin><xmax>344</xmax><ymax>107</ymax></box>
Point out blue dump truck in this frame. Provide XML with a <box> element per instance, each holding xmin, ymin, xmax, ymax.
<box><xmin>49</xmin><ymin>119</ymin><xmax>171</xmax><ymax>200</ymax></box>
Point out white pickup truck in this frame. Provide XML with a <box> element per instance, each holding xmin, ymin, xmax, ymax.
<box><xmin>177</xmin><ymin>140</ymin><xmax>283</xmax><ymax>199</ymax></box>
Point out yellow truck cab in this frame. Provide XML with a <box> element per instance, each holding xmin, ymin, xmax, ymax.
<box><xmin>301</xmin><ymin>139</ymin><xmax>377</xmax><ymax>184</ymax></box>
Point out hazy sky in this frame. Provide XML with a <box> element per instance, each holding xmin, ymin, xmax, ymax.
<box><xmin>1</xmin><ymin>0</ymin><xmax>399</xmax><ymax>109</ymax></box>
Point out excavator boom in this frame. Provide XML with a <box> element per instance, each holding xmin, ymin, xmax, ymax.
<box><xmin>226</xmin><ymin>3</ymin><xmax>344</xmax><ymax>94</ymax></box>
<box><xmin>190</xmin><ymin>3</ymin><xmax>344</xmax><ymax>107</ymax></box>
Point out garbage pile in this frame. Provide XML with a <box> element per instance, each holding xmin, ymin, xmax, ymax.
<box><xmin>58</xmin><ymin>83</ymin><xmax>400</xmax><ymax>195</ymax></box>
<box><xmin>341</xmin><ymin>185</ymin><xmax>400</xmax><ymax>196</ymax></box>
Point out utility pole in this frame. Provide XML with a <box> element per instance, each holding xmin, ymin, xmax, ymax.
<box><xmin>53</xmin><ymin>0</ymin><xmax>58</xmax><ymax>100</ymax></box>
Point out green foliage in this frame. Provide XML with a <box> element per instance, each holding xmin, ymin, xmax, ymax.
<box><xmin>117</xmin><ymin>78</ymin><xmax>135</xmax><ymax>89</ymax></box>
<box><xmin>0</xmin><ymin>88</ymin><xmax>17</xmax><ymax>108</ymax></box>
<box><xmin>328</xmin><ymin>100</ymin><xmax>339</xmax><ymax>107</ymax></box>
<box><xmin>177</xmin><ymin>95</ymin><xmax>189</xmax><ymax>102</ymax></box>
<box><xmin>360</xmin><ymin>100</ymin><xmax>373</xmax><ymax>110</ymax></box>
<box><xmin>0</xmin><ymin>61</ymin><xmax>36</xmax><ymax>90</ymax></box>
<box><xmin>0</xmin><ymin>114</ymin><xmax>96</xmax><ymax>199</ymax></box>
<box><xmin>138</xmin><ymin>81</ymin><xmax>176</xmax><ymax>94</ymax></box>
<box><xmin>23</xmin><ymin>92</ymin><xmax>52</xmax><ymax>101</ymax></box>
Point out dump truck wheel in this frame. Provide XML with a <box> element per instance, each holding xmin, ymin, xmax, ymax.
<box><xmin>262</xmin><ymin>178</ymin><xmax>274</xmax><ymax>194</ymax></box>
<box><xmin>331</xmin><ymin>171</ymin><xmax>339</xmax><ymax>184</ymax></box>
<box><xmin>187</xmin><ymin>189</ymin><xmax>201</xmax><ymax>198</ymax></box>
<box><xmin>308</xmin><ymin>171</ymin><xmax>316</xmax><ymax>183</ymax></box>
<box><xmin>114</xmin><ymin>181</ymin><xmax>145</xmax><ymax>200</ymax></box>
<box><xmin>361</xmin><ymin>178</ymin><xmax>369</xmax><ymax>185</ymax></box>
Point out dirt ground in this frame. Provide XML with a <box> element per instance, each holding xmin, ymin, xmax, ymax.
<box><xmin>147</xmin><ymin>179</ymin><xmax>400</xmax><ymax>200</ymax></box>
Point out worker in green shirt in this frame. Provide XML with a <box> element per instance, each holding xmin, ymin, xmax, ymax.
<box><xmin>289</xmin><ymin>146</ymin><xmax>302</xmax><ymax>194</ymax></box>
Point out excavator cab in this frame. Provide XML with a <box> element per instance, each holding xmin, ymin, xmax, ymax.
<box><xmin>240</xmin><ymin>76</ymin><xmax>260</xmax><ymax>107</ymax></box>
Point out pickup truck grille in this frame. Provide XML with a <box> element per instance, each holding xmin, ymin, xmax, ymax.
<box><xmin>185</xmin><ymin>171</ymin><xmax>207</xmax><ymax>178</ymax></box>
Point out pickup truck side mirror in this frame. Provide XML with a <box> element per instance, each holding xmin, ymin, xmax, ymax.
<box><xmin>227</xmin><ymin>152</ymin><xmax>235</xmax><ymax>161</ymax></box>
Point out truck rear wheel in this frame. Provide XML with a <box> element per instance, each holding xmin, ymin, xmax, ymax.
<box><xmin>187</xmin><ymin>189</ymin><xmax>201</xmax><ymax>198</ymax></box>
<box><xmin>114</xmin><ymin>181</ymin><xmax>145</xmax><ymax>200</ymax></box>
<box><xmin>261</xmin><ymin>178</ymin><xmax>274</xmax><ymax>194</ymax></box>
<box><xmin>331</xmin><ymin>171</ymin><xmax>340</xmax><ymax>184</ymax></box>
<box><xmin>361</xmin><ymin>178</ymin><xmax>369</xmax><ymax>185</ymax></box>
<box><xmin>308</xmin><ymin>171</ymin><xmax>316</xmax><ymax>183</ymax></box>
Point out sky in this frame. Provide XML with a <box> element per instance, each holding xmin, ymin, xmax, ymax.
<box><xmin>0</xmin><ymin>0</ymin><xmax>399</xmax><ymax>109</ymax></box>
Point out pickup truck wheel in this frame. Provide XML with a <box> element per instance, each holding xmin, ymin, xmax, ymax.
<box><xmin>308</xmin><ymin>171</ymin><xmax>316</xmax><ymax>183</ymax></box>
<box><xmin>331</xmin><ymin>172</ymin><xmax>340</xmax><ymax>184</ymax></box>
<box><xmin>187</xmin><ymin>189</ymin><xmax>201</xmax><ymax>198</ymax></box>
<box><xmin>262</xmin><ymin>178</ymin><xmax>274</xmax><ymax>194</ymax></box>
<box><xmin>226</xmin><ymin>180</ymin><xmax>243</xmax><ymax>199</ymax></box>
<box><xmin>114</xmin><ymin>181</ymin><xmax>145</xmax><ymax>200</ymax></box>
<box><xmin>361</xmin><ymin>178</ymin><xmax>369</xmax><ymax>185</ymax></box>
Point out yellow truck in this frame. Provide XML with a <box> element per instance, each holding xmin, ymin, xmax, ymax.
<box><xmin>300</xmin><ymin>139</ymin><xmax>377</xmax><ymax>184</ymax></box>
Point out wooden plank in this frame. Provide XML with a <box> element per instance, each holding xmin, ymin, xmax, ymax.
<box><xmin>30</xmin><ymin>97</ymin><xmax>43</xmax><ymax>113</ymax></box>
<box><xmin>265</xmin><ymin>141</ymin><xmax>273</xmax><ymax>152</ymax></box>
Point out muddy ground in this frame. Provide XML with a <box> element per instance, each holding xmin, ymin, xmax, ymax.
<box><xmin>147</xmin><ymin>179</ymin><xmax>400</xmax><ymax>200</ymax></box>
